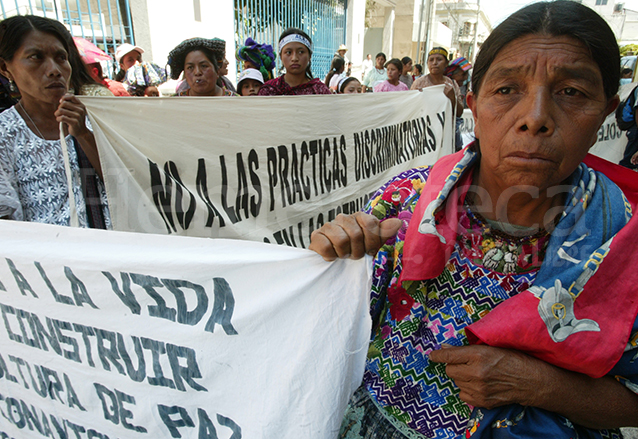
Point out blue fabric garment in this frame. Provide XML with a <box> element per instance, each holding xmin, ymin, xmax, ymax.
<box><xmin>527</xmin><ymin>164</ymin><xmax>631</xmax><ymax>343</ymax></box>
<box><xmin>622</xmin><ymin>87</ymin><xmax>638</xmax><ymax>123</ymax></box>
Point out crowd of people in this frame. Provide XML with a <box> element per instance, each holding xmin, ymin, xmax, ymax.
<box><xmin>0</xmin><ymin>14</ymin><xmax>475</xmax><ymax>107</ymax></box>
<box><xmin>2</xmin><ymin>1</ymin><xmax>638</xmax><ymax>438</ymax></box>
<box><xmin>0</xmin><ymin>10</ymin><xmax>478</xmax><ymax>226</ymax></box>
<box><xmin>0</xmin><ymin>13</ymin><xmax>471</xmax><ymax>228</ymax></box>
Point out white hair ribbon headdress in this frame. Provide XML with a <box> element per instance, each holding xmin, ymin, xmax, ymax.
<box><xmin>278</xmin><ymin>34</ymin><xmax>312</xmax><ymax>53</ymax></box>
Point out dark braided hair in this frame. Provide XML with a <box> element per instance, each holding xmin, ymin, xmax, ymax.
<box><xmin>0</xmin><ymin>15</ymin><xmax>99</xmax><ymax>95</ymax></box>
<box><xmin>279</xmin><ymin>28</ymin><xmax>314</xmax><ymax>79</ymax></box>
<box><xmin>325</xmin><ymin>55</ymin><xmax>345</xmax><ymax>87</ymax></box>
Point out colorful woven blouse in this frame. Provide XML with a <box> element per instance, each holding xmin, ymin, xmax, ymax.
<box><xmin>346</xmin><ymin>166</ymin><xmax>638</xmax><ymax>439</ymax></box>
<box><xmin>258</xmin><ymin>76</ymin><xmax>332</xmax><ymax>96</ymax></box>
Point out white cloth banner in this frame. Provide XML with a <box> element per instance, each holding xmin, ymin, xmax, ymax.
<box><xmin>82</xmin><ymin>87</ymin><xmax>454</xmax><ymax>246</ymax></box>
<box><xmin>0</xmin><ymin>221</ymin><xmax>371</xmax><ymax>439</ymax></box>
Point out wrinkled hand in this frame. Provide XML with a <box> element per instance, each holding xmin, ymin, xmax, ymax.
<box><xmin>429</xmin><ymin>344</ymin><xmax>546</xmax><ymax>409</ymax></box>
<box><xmin>309</xmin><ymin>212</ymin><xmax>402</xmax><ymax>261</ymax></box>
<box><xmin>55</xmin><ymin>94</ymin><xmax>90</xmax><ymax>139</ymax></box>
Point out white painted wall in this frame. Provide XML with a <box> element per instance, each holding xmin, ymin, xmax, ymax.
<box><xmin>131</xmin><ymin>0</ymin><xmax>363</xmax><ymax>86</ymax></box>
<box><xmin>131</xmin><ymin>0</ymin><xmax>237</xmax><ymax>85</ymax></box>
<box><xmin>383</xmin><ymin>7</ymin><xmax>395</xmax><ymax>57</ymax></box>
<box><xmin>347</xmin><ymin>0</ymin><xmax>367</xmax><ymax>69</ymax></box>
<box><xmin>621</xmin><ymin>9</ymin><xmax>638</xmax><ymax>44</ymax></box>
<box><xmin>432</xmin><ymin>21</ymin><xmax>452</xmax><ymax>49</ymax></box>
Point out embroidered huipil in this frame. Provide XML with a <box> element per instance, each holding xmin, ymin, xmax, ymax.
<box><xmin>258</xmin><ymin>76</ymin><xmax>332</xmax><ymax>96</ymax></box>
<box><xmin>0</xmin><ymin>106</ymin><xmax>110</xmax><ymax>227</ymax></box>
<box><xmin>361</xmin><ymin>166</ymin><xmax>637</xmax><ymax>438</ymax></box>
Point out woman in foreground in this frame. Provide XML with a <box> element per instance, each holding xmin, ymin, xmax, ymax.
<box><xmin>310</xmin><ymin>1</ymin><xmax>638</xmax><ymax>437</ymax></box>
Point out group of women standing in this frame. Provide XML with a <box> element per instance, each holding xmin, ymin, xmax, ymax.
<box><xmin>168</xmin><ymin>28</ymin><xmax>334</xmax><ymax>98</ymax></box>
<box><xmin>0</xmin><ymin>15</ymin><xmax>357</xmax><ymax>228</ymax></box>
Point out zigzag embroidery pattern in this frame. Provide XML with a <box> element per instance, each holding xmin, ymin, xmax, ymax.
<box><xmin>365</xmin><ymin>246</ymin><xmax>538</xmax><ymax>436</ymax></box>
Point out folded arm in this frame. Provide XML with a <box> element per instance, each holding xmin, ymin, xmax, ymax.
<box><xmin>429</xmin><ymin>344</ymin><xmax>638</xmax><ymax>428</ymax></box>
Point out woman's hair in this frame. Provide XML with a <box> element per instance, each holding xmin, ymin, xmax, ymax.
<box><xmin>236</xmin><ymin>38</ymin><xmax>276</xmax><ymax>81</ymax></box>
<box><xmin>87</xmin><ymin>62</ymin><xmax>104</xmax><ymax>80</ymax></box>
<box><xmin>338</xmin><ymin>76</ymin><xmax>360</xmax><ymax>94</ymax></box>
<box><xmin>385</xmin><ymin>58</ymin><xmax>403</xmax><ymax>73</ymax></box>
<box><xmin>325</xmin><ymin>55</ymin><xmax>345</xmax><ymax>87</ymax></box>
<box><xmin>414</xmin><ymin>64</ymin><xmax>423</xmax><ymax>75</ymax></box>
<box><xmin>375</xmin><ymin>52</ymin><xmax>386</xmax><ymax>61</ymax></box>
<box><xmin>0</xmin><ymin>15</ymin><xmax>98</xmax><ymax>95</ymax></box>
<box><xmin>167</xmin><ymin>37</ymin><xmax>225</xmax><ymax>80</ymax></box>
<box><xmin>401</xmin><ymin>56</ymin><xmax>412</xmax><ymax>67</ymax></box>
<box><xmin>428</xmin><ymin>47</ymin><xmax>449</xmax><ymax>60</ymax></box>
<box><xmin>472</xmin><ymin>0</ymin><xmax>619</xmax><ymax>99</ymax></box>
<box><xmin>279</xmin><ymin>27</ymin><xmax>314</xmax><ymax>79</ymax></box>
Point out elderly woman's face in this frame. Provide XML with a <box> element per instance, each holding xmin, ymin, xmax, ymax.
<box><xmin>467</xmin><ymin>34</ymin><xmax>618</xmax><ymax>193</ymax></box>
<box><xmin>0</xmin><ymin>30</ymin><xmax>71</xmax><ymax>106</ymax></box>
<box><xmin>184</xmin><ymin>50</ymin><xmax>218</xmax><ymax>96</ymax></box>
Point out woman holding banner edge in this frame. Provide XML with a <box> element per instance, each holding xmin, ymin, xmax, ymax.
<box><xmin>310</xmin><ymin>1</ymin><xmax>638</xmax><ymax>438</ymax></box>
<box><xmin>0</xmin><ymin>15</ymin><xmax>109</xmax><ymax>228</ymax></box>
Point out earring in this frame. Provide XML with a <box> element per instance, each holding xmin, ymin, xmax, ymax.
<box><xmin>7</xmin><ymin>79</ymin><xmax>16</xmax><ymax>92</ymax></box>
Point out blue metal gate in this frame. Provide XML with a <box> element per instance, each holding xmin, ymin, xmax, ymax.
<box><xmin>0</xmin><ymin>0</ymin><xmax>134</xmax><ymax>61</ymax></box>
<box><xmin>234</xmin><ymin>0</ymin><xmax>347</xmax><ymax>80</ymax></box>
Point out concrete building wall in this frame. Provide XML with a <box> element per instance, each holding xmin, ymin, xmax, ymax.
<box><xmin>347</xmin><ymin>0</ymin><xmax>367</xmax><ymax>68</ymax></box>
<box><xmin>621</xmin><ymin>9</ymin><xmax>638</xmax><ymax>44</ymax></box>
<box><xmin>382</xmin><ymin>6</ymin><xmax>396</xmax><ymax>57</ymax></box>
<box><xmin>128</xmin><ymin>0</ymin><xmax>152</xmax><ymax>60</ymax></box>
<box><xmin>130</xmin><ymin>0</ymin><xmax>237</xmax><ymax>84</ymax></box>
<box><xmin>580</xmin><ymin>0</ymin><xmax>638</xmax><ymax>44</ymax></box>
<box><xmin>431</xmin><ymin>22</ymin><xmax>452</xmax><ymax>52</ymax></box>
<box><xmin>392</xmin><ymin>0</ymin><xmax>416</xmax><ymax>59</ymax></box>
<box><xmin>364</xmin><ymin>28</ymin><xmax>385</xmax><ymax>60</ymax></box>
<box><xmin>364</xmin><ymin>0</ymin><xmax>490</xmax><ymax>67</ymax></box>
<box><xmin>435</xmin><ymin>2</ymin><xmax>491</xmax><ymax>62</ymax></box>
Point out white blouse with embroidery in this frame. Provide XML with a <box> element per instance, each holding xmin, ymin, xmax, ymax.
<box><xmin>0</xmin><ymin>105</ymin><xmax>109</xmax><ymax>227</ymax></box>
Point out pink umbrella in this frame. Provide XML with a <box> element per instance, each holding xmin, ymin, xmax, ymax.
<box><xmin>73</xmin><ymin>37</ymin><xmax>112</xmax><ymax>64</ymax></box>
